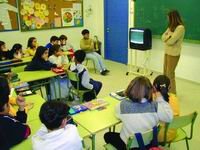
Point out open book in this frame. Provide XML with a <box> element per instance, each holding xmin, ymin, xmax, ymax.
<box><xmin>110</xmin><ymin>89</ymin><xmax>126</xmax><ymax>101</ymax></box>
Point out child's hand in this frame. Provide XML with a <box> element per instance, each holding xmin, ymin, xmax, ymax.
<box><xmin>154</xmin><ymin>91</ymin><xmax>162</xmax><ymax>99</ymax></box>
<box><xmin>16</xmin><ymin>95</ymin><xmax>26</xmax><ymax>111</ymax></box>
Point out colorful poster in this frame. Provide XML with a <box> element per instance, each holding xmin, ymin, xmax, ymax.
<box><xmin>61</xmin><ymin>8</ymin><xmax>74</xmax><ymax>27</ymax></box>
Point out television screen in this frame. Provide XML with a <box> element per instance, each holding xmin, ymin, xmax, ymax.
<box><xmin>130</xmin><ymin>29</ymin><xmax>144</xmax><ymax>44</ymax></box>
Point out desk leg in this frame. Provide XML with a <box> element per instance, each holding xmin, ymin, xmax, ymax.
<box><xmin>58</xmin><ymin>77</ymin><xmax>61</xmax><ymax>101</ymax></box>
<box><xmin>91</xmin><ymin>134</ymin><xmax>95</xmax><ymax>150</ymax></box>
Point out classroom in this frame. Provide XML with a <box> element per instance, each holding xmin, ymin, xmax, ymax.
<box><xmin>0</xmin><ymin>0</ymin><xmax>200</xmax><ymax>150</ymax></box>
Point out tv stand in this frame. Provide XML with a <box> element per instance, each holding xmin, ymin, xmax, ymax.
<box><xmin>126</xmin><ymin>49</ymin><xmax>153</xmax><ymax>76</ymax></box>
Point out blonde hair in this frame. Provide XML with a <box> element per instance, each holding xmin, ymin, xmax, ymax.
<box><xmin>168</xmin><ymin>10</ymin><xmax>184</xmax><ymax>32</ymax></box>
<box><xmin>125</xmin><ymin>76</ymin><xmax>153</xmax><ymax>102</ymax></box>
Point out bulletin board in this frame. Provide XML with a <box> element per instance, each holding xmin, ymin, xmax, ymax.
<box><xmin>0</xmin><ymin>0</ymin><xmax>19</xmax><ymax>32</ymax></box>
<box><xmin>18</xmin><ymin>0</ymin><xmax>83</xmax><ymax>32</ymax></box>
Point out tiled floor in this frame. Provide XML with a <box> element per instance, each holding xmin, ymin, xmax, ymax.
<box><xmin>83</xmin><ymin>60</ymin><xmax>200</xmax><ymax>150</ymax></box>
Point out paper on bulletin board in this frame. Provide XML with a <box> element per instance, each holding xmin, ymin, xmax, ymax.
<box><xmin>73</xmin><ymin>3</ymin><xmax>83</xmax><ymax>26</ymax></box>
<box><xmin>61</xmin><ymin>8</ymin><xmax>74</xmax><ymax>27</ymax></box>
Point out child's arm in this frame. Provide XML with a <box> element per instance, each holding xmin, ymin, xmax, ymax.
<box><xmin>81</xmin><ymin>70</ymin><xmax>93</xmax><ymax>89</ymax></box>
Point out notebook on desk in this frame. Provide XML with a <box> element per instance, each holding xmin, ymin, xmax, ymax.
<box><xmin>110</xmin><ymin>89</ymin><xmax>126</xmax><ymax>101</ymax></box>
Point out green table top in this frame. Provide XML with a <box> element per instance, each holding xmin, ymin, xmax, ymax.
<box><xmin>0</xmin><ymin>57</ymin><xmax>32</xmax><ymax>68</ymax></box>
<box><xmin>73</xmin><ymin>96</ymin><xmax>121</xmax><ymax>134</ymax></box>
<box><xmin>16</xmin><ymin>70</ymin><xmax>58</xmax><ymax>83</ymax></box>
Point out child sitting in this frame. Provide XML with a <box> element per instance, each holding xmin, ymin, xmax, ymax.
<box><xmin>25</xmin><ymin>37</ymin><xmax>38</xmax><ymax>56</ymax></box>
<box><xmin>59</xmin><ymin>34</ymin><xmax>75</xmax><ymax>60</ymax></box>
<box><xmin>153</xmin><ymin>75</ymin><xmax>180</xmax><ymax>142</ymax></box>
<box><xmin>45</xmin><ymin>36</ymin><xmax>59</xmax><ymax>56</ymax></box>
<box><xmin>49</xmin><ymin>44</ymin><xmax>69</xmax><ymax>67</ymax></box>
<box><xmin>104</xmin><ymin>76</ymin><xmax>173</xmax><ymax>150</ymax></box>
<box><xmin>0</xmin><ymin>76</ymin><xmax>30</xmax><ymax>149</ymax></box>
<box><xmin>10</xmin><ymin>43</ymin><xmax>23</xmax><ymax>59</ymax></box>
<box><xmin>25</xmin><ymin>46</ymin><xmax>57</xmax><ymax>71</ymax></box>
<box><xmin>32</xmin><ymin>101</ymin><xmax>82</xmax><ymax>150</ymax></box>
<box><xmin>0</xmin><ymin>40</ymin><xmax>11</xmax><ymax>61</ymax></box>
<box><xmin>69</xmin><ymin>50</ymin><xmax>102</xmax><ymax>101</ymax></box>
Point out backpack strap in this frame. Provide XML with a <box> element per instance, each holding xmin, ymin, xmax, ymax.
<box><xmin>135</xmin><ymin>132</ymin><xmax>146</xmax><ymax>150</ymax></box>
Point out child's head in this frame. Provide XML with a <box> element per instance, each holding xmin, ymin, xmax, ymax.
<box><xmin>27</xmin><ymin>37</ymin><xmax>37</xmax><ymax>49</ymax></box>
<box><xmin>33</xmin><ymin>46</ymin><xmax>49</xmax><ymax>61</ymax></box>
<box><xmin>11</xmin><ymin>43</ymin><xmax>22</xmax><ymax>54</ymax></box>
<box><xmin>125</xmin><ymin>76</ymin><xmax>153</xmax><ymax>103</ymax></box>
<box><xmin>0</xmin><ymin>76</ymin><xmax>10</xmax><ymax>113</ymax></box>
<box><xmin>74</xmin><ymin>50</ymin><xmax>86</xmax><ymax>63</ymax></box>
<box><xmin>50</xmin><ymin>36</ymin><xmax>59</xmax><ymax>45</ymax></box>
<box><xmin>81</xmin><ymin>29</ymin><xmax>90</xmax><ymax>39</ymax></box>
<box><xmin>153</xmin><ymin>75</ymin><xmax>170</xmax><ymax>102</ymax></box>
<box><xmin>50</xmin><ymin>44</ymin><xmax>62</xmax><ymax>57</ymax></box>
<box><xmin>0</xmin><ymin>41</ymin><xmax>6</xmax><ymax>51</ymax></box>
<box><xmin>39</xmin><ymin>101</ymin><xmax>70</xmax><ymax>131</ymax></box>
<box><xmin>59</xmin><ymin>35</ymin><xmax>67</xmax><ymax>45</ymax></box>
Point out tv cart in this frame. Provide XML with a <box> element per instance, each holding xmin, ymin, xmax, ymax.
<box><xmin>126</xmin><ymin>48</ymin><xmax>153</xmax><ymax>76</ymax></box>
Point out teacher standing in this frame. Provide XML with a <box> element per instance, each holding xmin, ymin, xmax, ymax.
<box><xmin>162</xmin><ymin>10</ymin><xmax>185</xmax><ymax>94</ymax></box>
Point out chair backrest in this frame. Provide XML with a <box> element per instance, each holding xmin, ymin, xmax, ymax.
<box><xmin>163</xmin><ymin>111</ymin><xmax>198</xmax><ymax>143</ymax></box>
<box><xmin>67</xmin><ymin>70</ymin><xmax>80</xmax><ymax>90</ymax></box>
<box><xmin>127</xmin><ymin>126</ymin><xmax>158</xmax><ymax>149</ymax></box>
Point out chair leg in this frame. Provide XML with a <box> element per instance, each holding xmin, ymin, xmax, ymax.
<box><xmin>92</xmin><ymin>61</ymin><xmax>96</xmax><ymax>73</ymax></box>
<box><xmin>185</xmin><ymin>139</ymin><xmax>189</xmax><ymax>150</ymax></box>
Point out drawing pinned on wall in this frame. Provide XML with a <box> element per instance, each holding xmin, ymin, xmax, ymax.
<box><xmin>61</xmin><ymin>8</ymin><xmax>74</xmax><ymax>26</ymax></box>
<box><xmin>20</xmin><ymin>0</ymin><xmax>49</xmax><ymax>30</ymax></box>
<box><xmin>73</xmin><ymin>3</ymin><xmax>83</xmax><ymax>26</ymax></box>
<box><xmin>0</xmin><ymin>0</ymin><xmax>18</xmax><ymax>31</ymax></box>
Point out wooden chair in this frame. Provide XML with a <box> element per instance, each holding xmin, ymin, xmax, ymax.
<box><xmin>159</xmin><ymin>111</ymin><xmax>198</xmax><ymax>150</ymax></box>
<box><xmin>67</xmin><ymin>70</ymin><xmax>96</xmax><ymax>102</ymax></box>
<box><xmin>104</xmin><ymin>126</ymin><xmax>159</xmax><ymax>150</ymax></box>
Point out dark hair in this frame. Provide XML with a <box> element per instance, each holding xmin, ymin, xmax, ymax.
<box><xmin>74</xmin><ymin>50</ymin><xmax>86</xmax><ymax>63</ymax></box>
<box><xmin>153</xmin><ymin>75</ymin><xmax>170</xmax><ymax>102</ymax></box>
<box><xmin>0</xmin><ymin>76</ymin><xmax>10</xmax><ymax>112</ymax></box>
<box><xmin>0</xmin><ymin>41</ymin><xmax>5</xmax><ymax>51</ymax></box>
<box><xmin>50</xmin><ymin>36</ymin><xmax>59</xmax><ymax>42</ymax></box>
<box><xmin>125</xmin><ymin>76</ymin><xmax>153</xmax><ymax>102</ymax></box>
<box><xmin>0</xmin><ymin>41</ymin><xmax>6</xmax><ymax>60</ymax></box>
<box><xmin>39</xmin><ymin>101</ymin><xmax>70</xmax><ymax>130</ymax></box>
<box><xmin>81</xmin><ymin>29</ymin><xmax>89</xmax><ymax>35</ymax></box>
<box><xmin>27</xmin><ymin>37</ymin><xmax>36</xmax><ymax>49</ymax></box>
<box><xmin>10</xmin><ymin>43</ymin><xmax>22</xmax><ymax>56</ymax></box>
<box><xmin>32</xmin><ymin>46</ymin><xmax>48</xmax><ymax>61</ymax></box>
<box><xmin>49</xmin><ymin>44</ymin><xmax>61</xmax><ymax>55</ymax></box>
<box><xmin>168</xmin><ymin>10</ymin><xmax>184</xmax><ymax>32</ymax></box>
<box><xmin>59</xmin><ymin>35</ymin><xmax>67</xmax><ymax>41</ymax></box>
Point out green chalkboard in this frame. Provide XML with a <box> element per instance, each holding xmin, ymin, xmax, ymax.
<box><xmin>135</xmin><ymin>0</ymin><xmax>200</xmax><ymax>42</ymax></box>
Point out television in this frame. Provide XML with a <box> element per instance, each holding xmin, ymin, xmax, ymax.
<box><xmin>129</xmin><ymin>28</ymin><xmax>152</xmax><ymax>50</ymax></box>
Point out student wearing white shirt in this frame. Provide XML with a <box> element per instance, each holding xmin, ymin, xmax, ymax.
<box><xmin>32</xmin><ymin>101</ymin><xmax>82</xmax><ymax>150</ymax></box>
<box><xmin>49</xmin><ymin>44</ymin><xmax>69</xmax><ymax>66</ymax></box>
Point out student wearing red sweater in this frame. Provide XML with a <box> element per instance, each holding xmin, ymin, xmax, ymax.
<box><xmin>0</xmin><ymin>76</ymin><xmax>30</xmax><ymax>150</ymax></box>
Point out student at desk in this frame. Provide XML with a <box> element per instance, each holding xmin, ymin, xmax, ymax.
<box><xmin>25</xmin><ymin>46</ymin><xmax>57</xmax><ymax>71</ymax></box>
<box><xmin>10</xmin><ymin>43</ymin><xmax>24</xmax><ymax>59</ymax></box>
<box><xmin>49</xmin><ymin>44</ymin><xmax>69</xmax><ymax>66</ymax></box>
<box><xmin>104</xmin><ymin>76</ymin><xmax>173</xmax><ymax>150</ymax></box>
<box><xmin>32</xmin><ymin>101</ymin><xmax>82</xmax><ymax>150</ymax></box>
<box><xmin>45</xmin><ymin>36</ymin><xmax>59</xmax><ymax>56</ymax></box>
<box><xmin>0</xmin><ymin>76</ymin><xmax>31</xmax><ymax>150</ymax></box>
<box><xmin>25</xmin><ymin>37</ymin><xmax>38</xmax><ymax>56</ymax></box>
<box><xmin>0</xmin><ymin>40</ymin><xmax>11</xmax><ymax>61</ymax></box>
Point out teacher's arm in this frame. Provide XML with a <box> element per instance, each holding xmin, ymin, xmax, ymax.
<box><xmin>161</xmin><ymin>28</ymin><xmax>170</xmax><ymax>42</ymax></box>
<box><xmin>165</xmin><ymin>26</ymin><xmax>185</xmax><ymax>45</ymax></box>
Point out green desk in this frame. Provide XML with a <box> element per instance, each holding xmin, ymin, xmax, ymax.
<box><xmin>0</xmin><ymin>57</ymin><xmax>32</xmax><ymax>68</ymax></box>
<box><xmin>11</xmin><ymin>119</ymin><xmax>91</xmax><ymax>150</ymax></box>
<box><xmin>73</xmin><ymin>96</ymin><xmax>121</xmax><ymax>150</ymax></box>
<box><xmin>25</xmin><ymin>94</ymin><xmax>45</xmax><ymax>122</ymax></box>
<box><xmin>13</xmin><ymin>71</ymin><xmax>60</xmax><ymax>100</ymax></box>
